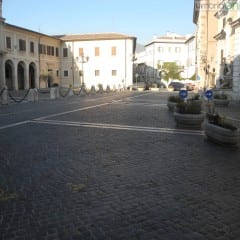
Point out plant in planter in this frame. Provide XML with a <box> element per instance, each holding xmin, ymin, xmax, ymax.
<box><xmin>189</xmin><ymin>93</ymin><xmax>202</xmax><ymax>107</ymax></box>
<box><xmin>167</xmin><ymin>95</ymin><xmax>183</xmax><ymax>112</ymax></box>
<box><xmin>213</xmin><ymin>92</ymin><xmax>230</xmax><ymax>107</ymax></box>
<box><xmin>173</xmin><ymin>100</ymin><xmax>205</xmax><ymax>129</ymax></box>
<box><xmin>204</xmin><ymin>113</ymin><xmax>240</xmax><ymax>147</ymax></box>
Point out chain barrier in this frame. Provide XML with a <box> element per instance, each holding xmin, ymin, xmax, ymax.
<box><xmin>0</xmin><ymin>87</ymin><xmax>6</xmax><ymax>97</ymax></box>
<box><xmin>73</xmin><ymin>86</ymin><xmax>90</xmax><ymax>96</ymax></box>
<box><xmin>73</xmin><ymin>87</ymin><xmax>83</xmax><ymax>96</ymax></box>
<box><xmin>59</xmin><ymin>87</ymin><xmax>71</xmax><ymax>98</ymax></box>
<box><xmin>8</xmin><ymin>89</ymin><xmax>31</xmax><ymax>103</ymax></box>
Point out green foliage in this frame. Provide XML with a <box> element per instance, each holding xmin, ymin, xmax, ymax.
<box><xmin>190</xmin><ymin>93</ymin><xmax>200</xmax><ymax>100</ymax></box>
<box><xmin>207</xmin><ymin>113</ymin><xmax>237</xmax><ymax>130</ymax></box>
<box><xmin>214</xmin><ymin>92</ymin><xmax>228</xmax><ymax>99</ymax></box>
<box><xmin>168</xmin><ymin>95</ymin><xmax>183</xmax><ymax>103</ymax></box>
<box><xmin>176</xmin><ymin>100</ymin><xmax>202</xmax><ymax>114</ymax></box>
<box><xmin>159</xmin><ymin>62</ymin><xmax>182</xmax><ymax>81</ymax></box>
<box><xmin>190</xmin><ymin>73</ymin><xmax>197</xmax><ymax>80</ymax></box>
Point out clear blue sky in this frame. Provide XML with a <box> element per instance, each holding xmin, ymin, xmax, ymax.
<box><xmin>3</xmin><ymin>0</ymin><xmax>196</xmax><ymax>44</ymax></box>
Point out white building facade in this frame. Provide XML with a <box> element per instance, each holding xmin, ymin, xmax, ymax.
<box><xmin>135</xmin><ymin>33</ymin><xmax>196</xmax><ymax>85</ymax></box>
<box><xmin>59</xmin><ymin>34</ymin><xmax>136</xmax><ymax>90</ymax></box>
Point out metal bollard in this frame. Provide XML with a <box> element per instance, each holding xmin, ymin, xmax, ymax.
<box><xmin>28</xmin><ymin>89</ymin><xmax>35</xmax><ymax>102</ymax></box>
<box><xmin>1</xmin><ymin>87</ymin><xmax>8</xmax><ymax>105</ymax></box>
<box><xmin>50</xmin><ymin>87</ymin><xmax>56</xmax><ymax>100</ymax></box>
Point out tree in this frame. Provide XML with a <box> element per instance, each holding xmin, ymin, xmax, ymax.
<box><xmin>158</xmin><ymin>62</ymin><xmax>182</xmax><ymax>81</ymax></box>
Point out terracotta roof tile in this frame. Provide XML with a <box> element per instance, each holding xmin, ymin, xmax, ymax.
<box><xmin>56</xmin><ymin>33</ymin><xmax>136</xmax><ymax>41</ymax></box>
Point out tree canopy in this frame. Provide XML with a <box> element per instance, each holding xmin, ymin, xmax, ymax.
<box><xmin>158</xmin><ymin>62</ymin><xmax>182</xmax><ymax>81</ymax></box>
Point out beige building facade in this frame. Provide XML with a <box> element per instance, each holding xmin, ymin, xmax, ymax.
<box><xmin>214</xmin><ymin>0</ymin><xmax>240</xmax><ymax>100</ymax></box>
<box><xmin>0</xmin><ymin>23</ymin><xmax>61</xmax><ymax>90</ymax></box>
<box><xmin>193</xmin><ymin>0</ymin><xmax>240</xmax><ymax>100</ymax></box>
<box><xmin>193</xmin><ymin>0</ymin><xmax>218</xmax><ymax>89</ymax></box>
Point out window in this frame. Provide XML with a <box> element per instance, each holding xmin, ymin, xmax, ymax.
<box><xmin>56</xmin><ymin>70</ymin><xmax>59</xmax><ymax>77</ymax></box>
<box><xmin>47</xmin><ymin>46</ymin><xmax>54</xmax><ymax>56</ymax></box>
<box><xmin>47</xmin><ymin>46</ymin><xmax>51</xmax><ymax>55</ymax></box>
<box><xmin>112</xmin><ymin>70</ymin><xmax>117</xmax><ymax>76</ymax></box>
<box><xmin>63</xmin><ymin>48</ymin><xmax>68</xmax><ymax>57</ymax></box>
<box><xmin>168</xmin><ymin>47</ymin><xmax>171</xmax><ymax>53</ymax></box>
<box><xmin>6</xmin><ymin>37</ymin><xmax>11</xmax><ymax>49</ymax></box>
<box><xmin>39</xmin><ymin>44</ymin><xmax>46</xmax><ymax>55</ymax></box>
<box><xmin>175</xmin><ymin>47</ymin><xmax>181</xmax><ymax>53</ymax></box>
<box><xmin>111</xmin><ymin>46</ymin><xmax>117</xmax><ymax>56</ymax></box>
<box><xmin>158</xmin><ymin>47</ymin><xmax>164</xmax><ymax>53</ymax></box>
<box><xmin>19</xmin><ymin>39</ymin><xmax>26</xmax><ymax>51</ymax></box>
<box><xmin>95</xmin><ymin>70</ymin><xmax>100</xmax><ymax>76</ymax></box>
<box><xmin>64</xmin><ymin>70</ymin><xmax>69</xmax><ymax>77</ymax></box>
<box><xmin>79</xmin><ymin>48</ymin><xmax>84</xmax><ymax>56</ymax></box>
<box><xmin>223</xmin><ymin>17</ymin><xmax>226</xmax><ymax>28</ymax></box>
<box><xmin>30</xmin><ymin>41</ymin><xmax>34</xmax><ymax>53</ymax></box>
<box><xmin>43</xmin><ymin>45</ymin><xmax>46</xmax><ymax>54</ymax></box>
<box><xmin>95</xmin><ymin>47</ymin><xmax>100</xmax><ymax>56</ymax></box>
<box><xmin>56</xmin><ymin>48</ymin><xmax>59</xmax><ymax>57</ymax></box>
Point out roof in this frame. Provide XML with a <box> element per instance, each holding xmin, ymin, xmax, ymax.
<box><xmin>56</xmin><ymin>33</ymin><xmax>137</xmax><ymax>42</ymax></box>
<box><xmin>145</xmin><ymin>34</ymin><xmax>189</xmax><ymax>47</ymax></box>
<box><xmin>5</xmin><ymin>23</ymin><xmax>61</xmax><ymax>40</ymax></box>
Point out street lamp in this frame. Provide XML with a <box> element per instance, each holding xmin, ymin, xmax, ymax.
<box><xmin>135</xmin><ymin>73</ymin><xmax>139</xmax><ymax>89</ymax></box>
<box><xmin>76</xmin><ymin>55</ymin><xmax>89</xmax><ymax>87</ymax></box>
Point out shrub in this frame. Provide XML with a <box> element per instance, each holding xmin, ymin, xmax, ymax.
<box><xmin>206</xmin><ymin>113</ymin><xmax>237</xmax><ymax>131</ymax></box>
<box><xmin>176</xmin><ymin>100</ymin><xmax>202</xmax><ymax>114</ymax></box>
<box><xmin>168</xmin><ymin>95</ymin><xmax>183</xmax><ymax>103</ymax></box>
<box><xmin>214</xmin><ymin>92</ymin><xmax>228</xmax><ymax>100</ymax></box>
<box><xmin>191</xmin><ymin>93</ymin><xmax>200</xmax><ymax>100</ymax></box>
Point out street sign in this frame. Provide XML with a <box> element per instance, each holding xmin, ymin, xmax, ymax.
<box><xmin>205</xmin><ymin>90</ymin><xmax>213</xmax><ymax>99</ymax></box>
<box><xmin>179</xmin><ymin>90</ymin><xmax>188</xmax><ymax>99</ymax></box>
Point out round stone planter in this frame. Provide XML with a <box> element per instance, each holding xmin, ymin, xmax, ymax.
<box><xmin>167</xmin><ymin>101</ymin><xmax>177</xmax><ymax>112</ymax></box>
<box><xmin>173</xmin><ymin>112</ymin><xmax>205</xmax><ymax>129</ymax></box>
<box><xmin>204</xmin><ymin>122</ymin><xmax>240</xmax><ymax>147</ymax></box>
<box><xmin>213</xmin><ymin>99</ymin><xmax>230</xmax><ymax>107</ymax></box>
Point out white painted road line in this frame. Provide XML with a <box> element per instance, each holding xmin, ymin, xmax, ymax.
<box><xmin>35</xmin><ymin>102</ymin><xmax>110</xmax><ymax>121</ymax></box>
<box><xmin>31</xmin><ymin>119</ymin><xmax>204</xmax><ymax>136</ymax></box>
<box><xmin>0</xmin><ymin>121</ymin><xmax>30</xmax><ymax>130</ymax></box>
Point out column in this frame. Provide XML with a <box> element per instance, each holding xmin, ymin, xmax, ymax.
<box><xmin>14</xmin><ymin>62</ymin><xmax>18</xmax><ymax>90</ymax></box>
<box><xmin>0</xmin><ymin>55</ymin><xmax>4</xmax><ymax>87</ymax></box>
<box><xmin>25</xmin><ymin>64</ymin><xmax>29</xmax><ymax>89</ymax></box>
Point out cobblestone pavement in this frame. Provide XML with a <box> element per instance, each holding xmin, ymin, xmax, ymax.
<box><xmin>0</xmin><ymin>91</ymin><xmax>240</xmax><ymax>240</ymax></box>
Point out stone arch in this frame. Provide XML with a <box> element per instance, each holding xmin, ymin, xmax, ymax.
<box><xmin>29</xmin><ymin>62</ymin><xmax>36</xmax><ymax>88</ymax></box>
<box><xmin>17</xmin><ymin>61</ymin><xmax>26</xmax><ymax>90</ymax></box>
<box><xmin>5</xmin><ymin>60</ymin><xmax>14</xmax><ymax>90</ymax></box>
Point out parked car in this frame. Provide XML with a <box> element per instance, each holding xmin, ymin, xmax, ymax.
<box><xmin>168</xmin><ymin>82</ymin><xmax>186</xmax><ymax>91</ymax></box>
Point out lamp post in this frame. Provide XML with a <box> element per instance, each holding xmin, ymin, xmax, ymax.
<box><xmin>77</xmin><ymin>55</ymin><xmax>89</xmax><ymax>87</ymax></box>
<box><xmin>204</xmin><ymin>64</ymin><xmax>210</xmax><ymax>89</ymax></box>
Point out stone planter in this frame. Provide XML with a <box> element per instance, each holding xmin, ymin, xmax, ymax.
<box><xmin>192</xmin><ymin>99</ymin><xmax>202</xmax><ymax>107</ymax></box>
<box><xmin>213</xmin><ymin>99</ymin><xmax>230</xmax><ymax>107</ymax></box>
<box><xmin>173</xmin><ymin>112</ymin><xmax>205</xmax><ymax>129</ymax></box>
<box><xmin>204</xmin><ymin>122</ymin><xmax>240</xmax><ymax>147</ymax></box>
<box><xmin>167</xmin><ymin>101</ymin><xmax>177</xmax><ymax>112</ymax></box>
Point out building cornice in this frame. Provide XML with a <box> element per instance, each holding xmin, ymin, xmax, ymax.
<box><xmin>5</xmin><ymin>22</ymin><xmax>61</xmax><ymax>41</ymax></box>
<box><xmin>214</xmin><ymin>29</ymin><xmax>226</xmax><ymax>40</ymax></box>
<box><xmin>57</xmin><ymin>33</ymin><xmax>136</xmax><ymax>42</ymax></box>
<box><xmin>230</xmin><ymin>17</ymin><xmax>240</xmax><ymax>28</ymax></box>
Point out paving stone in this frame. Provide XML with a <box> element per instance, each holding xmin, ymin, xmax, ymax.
<box><xmin>0</xmin><ymin>92</ymin><xmax>240</xmax><ymax>240</ymax></box>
